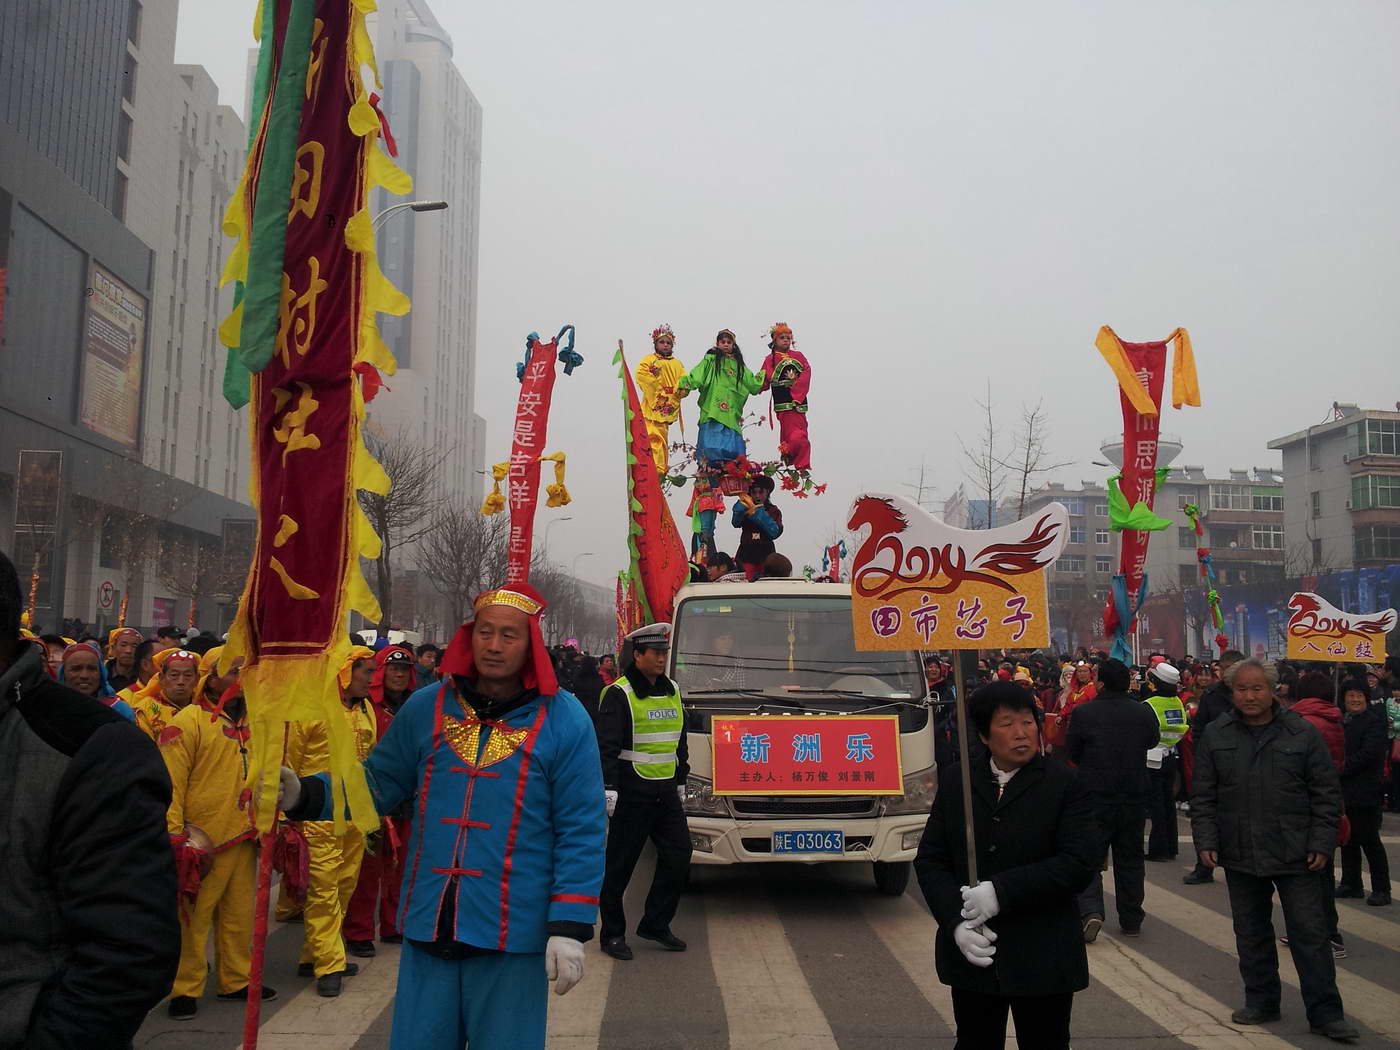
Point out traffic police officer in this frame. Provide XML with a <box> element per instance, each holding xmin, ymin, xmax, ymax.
<box><xmin>596</xmin><ymin>623</ymin><xmax>692</xmax><ymax>960</ymax></box>
<box><xmin>1143</xmin><ymin>662</ymin><xmax>1188</xmax><ymax>861</ymax></box>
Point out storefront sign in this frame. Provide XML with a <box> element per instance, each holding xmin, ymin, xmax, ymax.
<box><xmin>711</xmin><ymin>714</ymin><xmax>902</xmax><ymax>795</ymax></box>
<box><xmin>79</xmin><ymin>263</ymin><xmax>146</xmax><ymax>449</ymax></box>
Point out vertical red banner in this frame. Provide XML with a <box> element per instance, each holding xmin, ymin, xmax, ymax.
<box><xmin>506</xmin><ymin>338</ymin><xmax>561</xmax><ymax>585</ymax></box>
<box><xmin>1114</xmin><ymin>340</ymin><xmax>1168</xmax><ymax>606</ymax></box>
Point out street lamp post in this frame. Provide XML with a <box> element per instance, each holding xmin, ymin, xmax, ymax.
<box><xmin>541</xmin><ymin>517</ymin><xmax>573</xmax><ymax>555</ymax></box>
<box><xmin>372</xmin><ymin>199</ymin><xmax>449</xmax><ymax>229</ymax></box>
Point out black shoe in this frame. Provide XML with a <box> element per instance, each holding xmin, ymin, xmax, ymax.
<box><xmin>1230</xmin><ymin>1006</ymin><xmax>1281</xmax><ymax>1025</ymax></box>
<box><xmin>317</xmin><ymin>973</ymin><xmax>342</xmax><ymax>998</ymax></box>
<box><xmin>637</xmin><ymin>927</ymin><xmax>687</xmax><ymax>951</ymax></box>
<box><xmin>380</xmin><ymin>932</ymin><xmax>403</xmax><ymax>944</ymax></box>
<box><xmin>1334</xmin><ymin>883</ymin><xmax>1365</xmax><ymax>899</ymax></box>
<box><xmin>1182</xmin><ymin>870</ymin><xmax>1214</xmax><ymax>885</ymax></box>
<box><xmin>280</xmin><ymin>912</ymin><xmax>304</xmax><ymax>923</ymax></box>
<box><xmin>601</xmin><ymin>936</ymin><xmax>633</xmax><ymax>961</ymax></box>
<box><xmin>1144</xmin><ymin>854</ymin><xmax>1174</xmax><ymax>862</ymax></box>
<box><xmin>1366</xmin><ymin>891</ymin><xmax>1391</xmax><ymax>906</ymax></box>
<box><xmin>346</xmin><ymin>940</ymin><xmax>377</xmax><ymax>958</ymax></box>
<box><xmin>167</xmin><ymin>996</ymin><xmax>198</xmax><ymax>1020</ymax></box>
<box><xmin>1120</xmin><ymin>925</ymin><xmax>1142</xmax><ymax>937</ymax></box>
<box><xmin>1310</xmin><ymin>1019</ymin><xmax>1360</xmax><ymax>1043</ymax></box>
<box><xmin>300</xmin><ymin>962</ymin><xmax>358</xmax><ymax>978</ymax></box>
<box><xmin>216</xmin><ymin>985</ymin><xmax>278</xmax><ymax>1002</ymax></box>
<box><xmin>1082</xmin><ymin>915</ymin><xmax>1103</xmax><ymax>944</ymax></box>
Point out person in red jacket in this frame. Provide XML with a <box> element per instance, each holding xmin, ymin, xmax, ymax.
<box><xmin>1289</xmin><ymin>672</ymin><xmax>1347</xmax><ymax>959</ymax></box>
<box><xmin>342</xmin><ymin>645</ymin><xmax>416</xmax><ymax>957</ymax></box>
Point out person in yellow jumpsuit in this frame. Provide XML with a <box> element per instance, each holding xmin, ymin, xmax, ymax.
<box><xmin>287</xmin><ymin>646</ymin><xmax>378</xmax><ymax>997</ymax></box>
<box><xmin>131</xmin><ymin>647</ymin><xmax>201</xmax><ymax>742</ymax></box>
<box><xmin>636</xmin><ymin>324</ymin><xmax>689</xmax><ymax>475</ymax></box>
<box><xmin>160</xmin><ymin>653</ymin><xmax>270</xmax><ymax>1020</ymax></box>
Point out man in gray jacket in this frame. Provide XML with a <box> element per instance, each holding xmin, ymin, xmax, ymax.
<box><xmin>0</xmin><ymin>550</ymin><xmax>180</xmax><ymax>1049</ymax></box>
<box><xmin>1191</xmin><ymin>657</ymin><xmax>1358</xmax><ymax>1043</ymax></box>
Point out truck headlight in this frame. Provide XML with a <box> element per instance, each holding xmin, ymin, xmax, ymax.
<box><xmin>883</xmin><ymin>767</ymin><xmax>937</xmax><ymax>815</ymax></box>
<box><xmin>683</xmin><ymin>775</ymin><xmax>728</xmax><ymax>817</ymax></box>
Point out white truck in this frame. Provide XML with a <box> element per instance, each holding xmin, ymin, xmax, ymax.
<box><xmin>671</xmin><ymin>578</ymin><xmax>936</xmax><ymax>894</ymax></box>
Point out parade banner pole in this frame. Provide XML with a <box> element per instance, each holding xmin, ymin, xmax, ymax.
<box><xmin>951</xmin><ymin>648</ymin><xmax>980</xmax><ymax>886</ymax></box>
<box><xmin>241</xmin><ymin>823</ymin><xmax>278</xmax><ymax>1049</ymax></box>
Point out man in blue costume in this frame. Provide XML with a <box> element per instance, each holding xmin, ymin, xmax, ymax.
<box><xmin>279</xmin><ymin>583</ymin><xmax>606</xmax><ymax>1049</ymax></box>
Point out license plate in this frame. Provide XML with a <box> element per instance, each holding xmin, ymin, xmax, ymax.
<box><xmin>772</xmin><ymin>830</ymin><xmax>844</xmax><ymax>854</ymax></box>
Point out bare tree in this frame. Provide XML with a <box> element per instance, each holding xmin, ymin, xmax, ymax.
<box><xmin>418</xmin><ymin>506</ymin><xmax>509</xmax><ymax>628</ymax></box>
<box><xmin>1000</xmin><ymin>400</ymin><xmax>1074</xmax><ymax>522</ymax></box>
<box><xmin>960</xmin><ymin>382</ymin><xmax>1007</xmax><ymax>529</ymax></box>
<box><xmin>359</xmin><ymin>427</ymin><xmax>445</xmax><ymax>638</ymax></box>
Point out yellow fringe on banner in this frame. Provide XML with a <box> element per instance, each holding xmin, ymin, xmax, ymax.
<box><xmin>540</xmin><ymin>451</ymin><xmax>572</xmax><ymax>508</ymax></box>
<box><xmin>481</xmin><ymin>461</ymin><xmax>509</xmax><ymax>515</ymax></box>
<box><xmin>1095</xmin><ymin>325</ymin><xmax>1203</xmax><ymax>415</ymax></box>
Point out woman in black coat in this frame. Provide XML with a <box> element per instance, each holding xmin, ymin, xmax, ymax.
<box><xmin>1337</xmin><ymin>679</ymin><xmax>1391</xmax><ymax>905</ymax></box>
<box><xmin>914</xmin><ymin>682</ymin><xmax>1099</xmax><ymax>1050</ymax></box>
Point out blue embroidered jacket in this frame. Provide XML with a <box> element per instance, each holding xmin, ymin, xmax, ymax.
<box><xmin>301</xmin><ymin>680</ymin><xmax>605</xmax><ymax>953</ymax></box>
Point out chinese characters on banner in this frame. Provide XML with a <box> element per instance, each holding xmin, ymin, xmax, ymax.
<box><xmin>1285</xmin><ymin>592</ymin><xmax>1397</xmax><ymax>663</ymax></box>
<box><xmin>505</xmin><ymin>336</ymin><xmax>563</xmax><ymax>585</ymax></box>
<box><xmin>711</xmin><ymin>715</ymin><xmax>902</xmax><ymax>795</ymax></box>
<box><xmin>845</xmin><ymin>493</ymin><xmax>1069</xmax><ymax>651</ymax></box>
<box><xmin>1108</xmin><ymin>337</ymin><xmax>1166</xmax><ymax>613</ymax></box>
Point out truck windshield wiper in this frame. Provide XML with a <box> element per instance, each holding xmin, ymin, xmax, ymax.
<box><xmin>685</xmin><ymin>688</ymin><xmax>771</xmax><ymax>698</ymax></box>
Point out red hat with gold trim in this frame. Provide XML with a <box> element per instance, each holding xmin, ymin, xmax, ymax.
<box><xmin>438</xmin><ymin>583</ymin><xmax>558</xmax><ymax>695</ymax></box>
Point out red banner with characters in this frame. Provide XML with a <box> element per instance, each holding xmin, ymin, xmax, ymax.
<box><xmin>505</xmin><ymin>336</ymin><xmax>562</xmax><ymax>585</ymax></box>
<box><xmin>1112</xmin><ymin>339</ymin><xmax>1167</xmax><ymax>609</ymax></box>
<box><xmin>711</xmin><ymin>715</ymin><xmax>903</xmax><ymax>796</ymax></box>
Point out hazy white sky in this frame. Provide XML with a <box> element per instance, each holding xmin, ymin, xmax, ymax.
<box><xmin>177</xmin><ymin>1</ymin><xmax>1400</xmax><ymax>589</ymax></box>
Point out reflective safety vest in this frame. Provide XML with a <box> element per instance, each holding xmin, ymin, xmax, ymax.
<box><xmin>1146</xmin><ymin>694</ymin><xmax>1188</xmax><ymax>749</ymax></box>
<box><xmin>615</xmin><ymin>677</ymin><xmax>684</xmax><ymax>780</ymax></box>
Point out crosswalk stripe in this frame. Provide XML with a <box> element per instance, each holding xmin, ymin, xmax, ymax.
<box><xmin>546</xmin><ymin>947</ymin><xmax>616</xmax><ymax>1050</ymax></box>
<box><xmin>703</xmin><ymin>881</ymin><xmax>839</xmax><ymax>1050</ymax></box>
<box><xmin>251</xmin><ymin>943</ymin><xmax>402</xmax><ymax>1049</ymax></box>
<box><xmin>1106</xmin><ymin>871</ymin><xmax>1400</xmax><ymax>1040</ymax></box>
<box><xmin>1088</xmin><ymin>933</ymin><xmax>1299</xmax><ymax>1049</ymax></box>
<box><xmin>853</xmin><ymin>890</ymin><xmax>963</xmax><ymax>1036</ymax></box>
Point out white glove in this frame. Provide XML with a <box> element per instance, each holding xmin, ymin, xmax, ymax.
<box><xmin>278</xmin><ymin>766</ymin><xmax>302</xmax><ymax>812</ymax></box>
<box><xmin>952</xmin><ymin>920</ymin><xmax>997</xmax><ymax>967</ymax></box>
<box><xmin>677</xmin><ymin>785</ymin><xmax>687</xmax><ymax>805</ymax></box>
<box><xmin>959</xmin><ymin>881</ymin><xmax>1001</xmax><ymax>925</ymax></box>
<box><xmin>545</xmin><ymin>935</ymin><xmax>585</xmax><ymax>996</ymax></box>
<box><xmin>605</xmin><ymin>790</ymin><xmax>618</xmax><ymax>817</ymax></box>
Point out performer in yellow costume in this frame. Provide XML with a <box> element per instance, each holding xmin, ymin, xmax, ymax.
<box><xmin>287</xmin><ymin>646</ymin><xmax>378</xmax><ymax>997</ymax></box>
<box><xmin>161</xmin><ymin>652</ymin><xmax>267</xmax><ymax>1020</ymax></box>
<box><xmin>131</xmin><ymin>647</ymin><xmax>201</xmax><ymax>743</ymax></box>
<box><xmin>636</xmin><ymin>324</ymin><xmax>689</xmax><ymax>475</ymax></box>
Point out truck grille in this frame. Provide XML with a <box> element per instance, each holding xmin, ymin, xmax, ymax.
<box><xmin>731</xmin><ymin>798</ymin><xmax>877</xmax><ymax>818</ymax></box>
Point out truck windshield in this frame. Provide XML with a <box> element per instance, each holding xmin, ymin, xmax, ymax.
<box><xmin>672</xmin><ymin>595</ymin><xmax>924</xmax><ymax>701</ymax></box>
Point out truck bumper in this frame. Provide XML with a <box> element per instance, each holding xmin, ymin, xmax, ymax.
<box><xmin>683</xmin><ymin>815</ymin><xmax>928</xmax><ymax>865</ymax></box>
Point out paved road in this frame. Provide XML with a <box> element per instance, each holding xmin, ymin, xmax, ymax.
<box><xmin>137</xmin><ymin>818</ymin><xmax>1400</xmax><ymax>1049</ymax></box>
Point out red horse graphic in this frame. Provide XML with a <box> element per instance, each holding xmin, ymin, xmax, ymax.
<box><xmin>847</xmin><ymin>495</ymin><xmax>1064</xmax><ymax>599</ymax></box>
<box><xmin>1286</xmin><ymin>592</ymin><xmax>1397</xmax><ymax>639</ymax></box>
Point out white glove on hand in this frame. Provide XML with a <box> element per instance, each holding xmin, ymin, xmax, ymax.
<box><xmin>953</xmin><ymin>920</ymin><xmax>997</xmax><ymax>967</ymax></box>
<box><xmin>278</xmin><ymin>766</ymin><xmax>302</xmax><ymax>813</ymax></box>
<box><xmin>959</xmin><ymin>881</ymin><xmax>1001</xmax><ymax>925</ymax></box>
<box><xmin>677</xmin><ymin>785</ymin><xmax>687</xmax><ymax>805</ymax></box>
<box><xmin>545</xmin><ymin>935</ymin><xmax>585</xmax><ymax>996</ymax></box>
<box><xmin>605</xmin><ymin>790</ymin><xmax>618</xmax><ymax>818</ymax></box>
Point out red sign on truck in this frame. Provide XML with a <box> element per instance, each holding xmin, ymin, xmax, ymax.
<box><xmin>711</xmin><ymin>714</ymin><xmax>903</xmax><ymax>796</ymax></box>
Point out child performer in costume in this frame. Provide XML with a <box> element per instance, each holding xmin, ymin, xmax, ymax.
<box><xmin>286</xmin><ymin>647</ymin><xmax>378</xmax><ymax>997</ymax></box>
<box><xmin>161</xmin><ymin>654</ymin><xmax>267</xmax><ymax>1020</ymax></box>
<box><xmin>686</xmin><ymin>474</ymin><xmax>726</xmax><ymax>560</ymax></box>
<box><xmin>760</xmin><ymin>322</ymin><xmax>812</xmax><ymax>470</ymax></box>
<box><xmin>636</xmin><ymin>324</ymin><xmax>689</xmax><ymax>476</ymax></box>
<box><xmin>278</xmin><ymin>584</ymin><xmax>606</xmax><ymax>1050</ymax></box>
<box><xmin>732</xmin><ymin>474</ymin><xmax>784</xmax><ymax>580</ymax></box>
<box><xmin>343</xmin><ymin>645</ymin><xmax>417</xmax><ymax>956</ymax></box>
<box><xmin>679</xmin><ymin>329</ymin><xmax>765</xmax><ymax>472</ymax></box>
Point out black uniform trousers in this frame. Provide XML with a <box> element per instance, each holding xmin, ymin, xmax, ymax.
<box><xmin>599</xmin><ymin>789</ymin><xmax>693</xmax><ymax>941</ymax></box>
<box><xmin>1076</xmin><ymin>802</ymin><xmax>1147</xmax><ymax>930</ymax></box>
<box><xmin>950</xmin><ymin>988</ymin><xmax>1073</xmax><ymax>1050</ymax></box>
<box><xmin>1146</xmin><ymin>753</ymin><xmax>1179</xmax><ymax>858</ymax></box>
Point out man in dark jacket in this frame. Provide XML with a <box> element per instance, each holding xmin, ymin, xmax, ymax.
<box><xmin>1337</xmin><ymin>679</ymin><xmax>1390</xmax><ymax>905</ymax></box>
<box><xmin>1191</xmin><ymin>657</ymin><xmax>1359</xmax><ymax>1043</ymax></box>
<box><xmin>0</xmin><ymin>550</ymin><xmax>181</xmax><ymax>1050</ymax></box>
<box><xmin>915</xmin><ymin>682</ymin><xmax>1098</xmax><ymax>1049</ymax></box>
<box><xmin>1182</xmin><ymin>649</ymin><xmax>1245</xmax><ymax>884</ymax></box>
<box><xmin>596</xmin><ymin>623</ymin><xmax>692</xmax><ymax>960</ymax></box>
<box><xmin>1065</xmin><ymin>658</ymin><xmax>1161</xmax><ymax>939</ymax></box>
